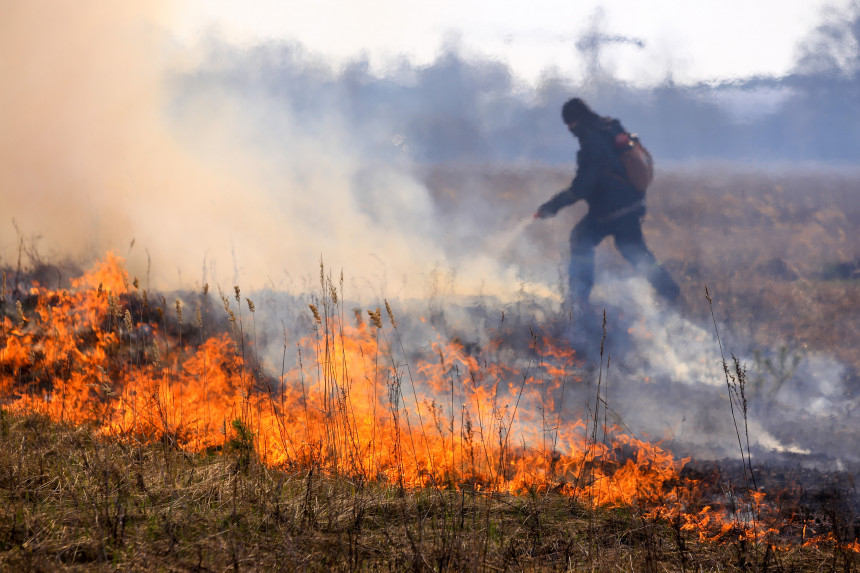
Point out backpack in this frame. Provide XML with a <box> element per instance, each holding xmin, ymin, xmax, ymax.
<box><xmin>612</xmin><ymin>131</ymin><xmax>654</xmax><ymax>194</ymax></box>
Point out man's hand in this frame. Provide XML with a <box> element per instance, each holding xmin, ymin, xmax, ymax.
<box><xmin>534</xmin><ymin>205</ymin><xmax>553</xmax><ymax>219</ymax></box>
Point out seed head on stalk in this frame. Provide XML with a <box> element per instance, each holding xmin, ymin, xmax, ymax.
<box><xmin>367</xmin><ymin>307</ymin><xmax>383</xmax><ymax>329</ymax></box>
<box><xmin>219</xmin><ymin>289</ymin><xmax>235</xmax><ymax>324</ymax></box>
<box><xmin>151</xmin><ymin>339</ymin><xmax>161</xmax><ymax>367</ymax></box>
<box><xmin>385</xmin><ymin>299</ymin><xmax>397</xmax><ymax>328</ymax></box>
<box><xmin>309</xmin><ymin>304</ymin><xmax>321</xmax><ymax>324</ymax></box>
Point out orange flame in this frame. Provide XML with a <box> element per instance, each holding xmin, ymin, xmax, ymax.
<box><xmin>1</xmin><ymin>253</ymin><xmax>855</xmax><ymax>553</ymax></box>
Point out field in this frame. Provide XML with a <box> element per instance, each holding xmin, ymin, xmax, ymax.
<box><xmin>424</xmin><ymin>163</ymin><xmax>860</xmax><ymax>371</ymax></box>
<box><xmin>1</xmin><ymin>164</ymin><xmax>859</xmax><ymax>570</ymax></box>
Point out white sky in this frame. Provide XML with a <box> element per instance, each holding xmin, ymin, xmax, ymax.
<box><xmin>172</xmin><ymin>0</ymin><xmax>853</xmax><ymax>85</ymax></box>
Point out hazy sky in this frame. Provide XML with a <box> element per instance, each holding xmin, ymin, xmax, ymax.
<box><xmin>173</xmin><ymin>0</ymin><xmax>854</xmax><ymax>85</ymax></box>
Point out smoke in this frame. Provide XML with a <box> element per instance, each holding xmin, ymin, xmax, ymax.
<box><xmin>0</xmin><ymin>2</ymin><xmax>543</xmax><ymax>300</ymax></box>
<box><xmin>2</xmin><ymin>2</ymin><xmax>858</xmax><ymax>469</ymax></box>
<box><xmin>4</xmin><ymin>2</ymin><xmax>859</xmax><ymax>290</ymax></box>
<box><xmin>168</xmin><ymin>4</ymin><xmax>860</xmax><ymax>168</ymax></box>
<box><xmin>0</xmin><ymin>2</ymin><xmax>200</xmax><ymax>277</ymax></box>
<box><xmin>584</xmin><ymin>274</ymin><xmax>857</xmax><ymax>467</ymax></box>
<box><xmin>0</xmin><ymin>2</ymin><xmax>311</xmax><ymax>291</ymax></box>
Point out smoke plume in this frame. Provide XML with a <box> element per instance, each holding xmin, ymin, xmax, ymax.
<box><xmin>2</xmin><ymin>2</ymin><xmax>859</xmax><ymax>471</ymax></box>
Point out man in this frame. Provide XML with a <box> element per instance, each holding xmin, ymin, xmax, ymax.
<box><xmin>534</xmin><ymin>98</ymin><xmax>680</xmax><ymax>316</ymax></box>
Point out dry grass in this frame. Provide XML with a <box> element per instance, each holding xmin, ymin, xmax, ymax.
<box><xmin>0</xmin><ymin>410</ymin><xmax>853</xmax><ymax>571</ymax></box>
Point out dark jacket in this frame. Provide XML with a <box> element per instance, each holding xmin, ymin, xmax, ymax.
<box><xmin>537</xmin><ymin>116</ymin><xmax>644</xmax><ymax>222</ymax></box>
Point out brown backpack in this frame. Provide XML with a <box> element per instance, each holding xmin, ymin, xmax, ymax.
<box><xmin>613</xmin><ymin>132</ymin><xmax>654</xmax><ymax>193</ymax></box>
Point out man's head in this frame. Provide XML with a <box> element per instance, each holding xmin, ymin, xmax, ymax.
<box><xmin>561</xmin><ymin>98</ymin><xmax>595</xmax><ymax>132</ymax></box>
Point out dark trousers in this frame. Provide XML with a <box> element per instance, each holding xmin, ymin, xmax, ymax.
<box><xmin>568</xmin><ymin>213</ymin><xmax>680</xmax><ymax>305</ymax></box>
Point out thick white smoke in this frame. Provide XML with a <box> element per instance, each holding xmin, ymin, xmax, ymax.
<box><xmin>0</xmin><ymin>2</ymin><xmax>534</xmax><ymax>300</ymax></box>
<box><xmin>589</xmin><ymin>272</ymin><xmax>856</xmax><ymax>465</ymax></box>
<box><xmin>3</xmin><ymin>1</ymin><xmax>857</xmax><ymax>472</ymax></box>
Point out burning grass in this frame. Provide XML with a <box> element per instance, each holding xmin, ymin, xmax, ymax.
<box><xmin>0</xmin><ymin>253</ymin><xmax>687</xmax><ymax>501</ymax></box>
<box><xmin>1</xmin><ymin>250</ymin><xmax>858</xmax><ymax>570</ymax></box>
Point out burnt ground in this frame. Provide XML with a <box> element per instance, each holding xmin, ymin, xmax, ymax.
<box><xmin>684</xmin><ymin>457</ymin><xmax>860</xmax><ymax>550</ymax></box>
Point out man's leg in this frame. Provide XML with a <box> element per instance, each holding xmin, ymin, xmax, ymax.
<box><xmin>567</xmin><ymin>218</ymin><xmax>609</xmax><ymax>352</ymax></box>
<box><xmin>614</xmin><ymin>216</ymin><xmax>681</xmax><ymax>303</ymax></box>
<box><xmin>568</xmin><ymin>217</ymin><xmax>602</xmax><ymax>307</ymax></box>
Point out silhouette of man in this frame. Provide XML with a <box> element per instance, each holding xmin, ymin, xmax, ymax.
<box><xmin>534</xmin><ymin>98</ymin><xmax>680</xmax><ymax>317</ymax></box>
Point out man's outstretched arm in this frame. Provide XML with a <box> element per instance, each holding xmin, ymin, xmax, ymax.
<box><xmin>534</xmin><ymin>186</ymin><xmax>579</xmax><ymax>218</ymax></box>
<box><xmin>534</xmin><ymin>136</ymin><xmax>600</xmax><ymax>219</ymax></box>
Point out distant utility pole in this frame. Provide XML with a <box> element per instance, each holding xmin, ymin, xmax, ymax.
<box><xmin>575</xmin><ymin>9</ymin><xmax>645</xmax><ymax>78</ymax></box>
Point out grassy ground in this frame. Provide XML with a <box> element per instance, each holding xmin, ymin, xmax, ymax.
<box><xmin>1</xmin><ymin>410</ymin><xmax>854</xmax><ymax>572</ymax></box>
<box><xmin>1</xmin><ymin>165</ymin><xmax>859</xmax><ymax>570</ymax></box>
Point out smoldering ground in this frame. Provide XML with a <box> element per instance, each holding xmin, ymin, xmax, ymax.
<box><xmin>2</xmin><ymin>2</ymin><xmax>860</xmax><ymax>477</ymax></box>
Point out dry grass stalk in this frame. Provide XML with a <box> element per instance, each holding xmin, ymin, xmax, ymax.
<box><xmin>367</xmin><ymin>308</ymin><xmax>383</xmax><ymax>329</ymax></box>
